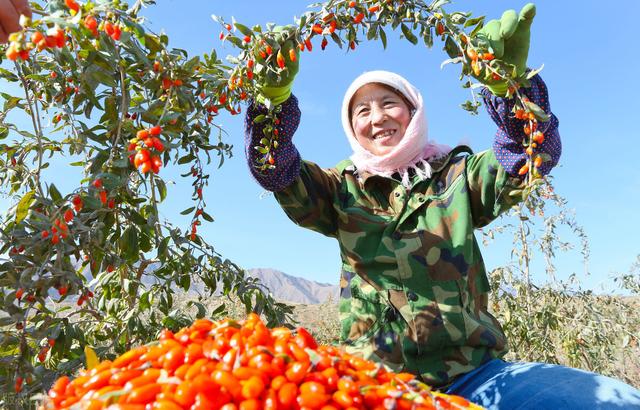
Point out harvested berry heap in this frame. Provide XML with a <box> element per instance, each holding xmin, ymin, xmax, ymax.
<box><xmin>41</xmin><ymin>314</ymin><xmax>482</xmax><ymax>409</ymax></box>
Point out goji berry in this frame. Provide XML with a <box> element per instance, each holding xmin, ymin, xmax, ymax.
<box><xmin>277</xmin><ymin>50</ymin><xmax>285</xmax><ymax>69</ymax></box>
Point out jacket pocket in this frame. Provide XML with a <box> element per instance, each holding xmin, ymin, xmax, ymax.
<box><xmin>339</xmin><ymin>267</ymin><xmax>383</xmax><ymax>345</ymax></box>
<box><xmin>430</xmin><ymin>277</ymin><xmax>468</xmax><ymax>348</ymax></box>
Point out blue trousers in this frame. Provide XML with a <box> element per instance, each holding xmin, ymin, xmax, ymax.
<box><xmin>444</xmin><ymin>359</ymin><xmax>640</xmax><ymax>409</ymax></box>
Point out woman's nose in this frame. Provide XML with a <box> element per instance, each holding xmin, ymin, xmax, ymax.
<box><xmin>370</xmin><ymin>105</ymin><xmax>386</xmax><ymax>124</ymax></box>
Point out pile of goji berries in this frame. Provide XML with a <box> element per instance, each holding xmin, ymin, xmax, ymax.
<box><xmin>40</xmin><ymin>314</ymin><xmax>482</xmax><ymax>410</ymax></box>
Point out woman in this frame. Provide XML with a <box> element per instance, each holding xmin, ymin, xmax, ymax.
<box><xmin>244</xmin><ymin>4</ymin><xmax>640</xmax><ymax>409</ymax></box>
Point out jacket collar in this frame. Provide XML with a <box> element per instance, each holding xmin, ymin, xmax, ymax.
<box><xmin>336</xmin><ymin>145</ymin><xmax>474</xmax><ymax>185</ymax></box>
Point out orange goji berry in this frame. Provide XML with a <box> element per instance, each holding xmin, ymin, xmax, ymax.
<box><xmin>113</xmin><ymin>347</ymin><xmax>147</xmax><ymax>369</ymax></box>
<box><xmin>277</xmin><ymin>50</ymin><xmax>285</xmax><ymax>69</ymax></box>
<box><xmin>241</xmin><ymin>376</ymin><xmax>265</xmax><ymax>399</ymax></box>
<box><xmin>126</xmin><ymin>383</ymin><xmax>162</xmax><ymax>404</ymax></box>
<box><xmin>278</xmin><ymin>382</ymin><xmax>298</xmax><ymax>407</ymax></box>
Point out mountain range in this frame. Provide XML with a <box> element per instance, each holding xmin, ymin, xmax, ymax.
<box><xmin>81</xmin><ymin>261</ymin><xmax>339</xmax><ymax>305</ymax></box>
<box><xmin>247</xmin><ymin>268</ymin><xmax>339</xmax><ymax>304</ymax></box>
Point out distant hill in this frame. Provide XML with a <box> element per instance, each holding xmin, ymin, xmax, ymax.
<box><xmin>90</xmin><ymin>263</ymin><xmax>339</xmax><ymax>305</ymax></box>
<box><xmin>247</xmin><ymin>268</ymin><xmax>339</xmax><ymax>304</ymax></box>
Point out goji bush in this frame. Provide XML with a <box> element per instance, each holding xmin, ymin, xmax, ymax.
<box><xmin>0</xmin><ymin>0</ymin><xmax>294</xmax><ymax>404</ymax></box>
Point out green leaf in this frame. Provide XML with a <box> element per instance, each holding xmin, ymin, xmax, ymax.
<box><xmin>379</xmin><ymin>28</ymin><xmax>387</xmax><ymax>49</ymax></box>
<box><xmin>2</xmin><ymin>95</ymin><xmax>22</xmax><ymax>112</ymax></box>
<box><xmin>139</xmin><ymin>291</ymin><xmax>151</xmax><ymax>311</ymax></box>
<box><xmin>469</xmin><ymin>20</ymin><xmax>484</xmax><ymax>37</ymax></box>
<box><xmin>90</xmin><ymin>69</ymin><xmax>118</xmax><ymax>88</ymax></box>
<box><xmin>129</xmin><ymin>210</ymin><xmax>147</xmax><ymax>225</ymax></box>
<box><xmin>83</xmin><ymin>195</ymin><xmax>102</xmax><ymax>210</ymax></box>
<box><xmin>526</xmin><ymin>64</ymin><xmax>545</xmax><ymax>79</ymax></box>
<box><xmin>234</xmin><ymin>22</ymin><xmax>253</xmax><ymax>37</ymax></box>
<box><xmin>0</xmin><ymin>67</ymin><xmax>19</xmax><ymax>82</ymax></box>
<box><xmin>15</xmin><ymin>190</ymin><xmax>35</xmax><ymax>224</ymax></box>
<box><xmin>155</xmin><ymin>178</ymin><xmax>167</xmax><ymax>202</ymax></box>
<box><xmin>366</xmin><ymin>25</ymin><xmax>377</xmax><ymax>41</ymax></box>
<box><xmin>139</xmin><ymin>228</ymin><xmax>152</xmax><ymax>253</ymax></box>
<box><xmin>187</xmin><ymin>301</ymin><xmax>206</xmax><ymax>319</ymax></box>
<box><xmin>179</xmin><ymin>274</ymin><xmax>190</xmax><ymax>291</ymax></box>
<box><xmin>180</xmin><ymin>207</ymin><xmax>195</xmax><ymax>215</ymax></box>
<box><xmin>444</xmin><ymin>35</ymin><xmax>459</xmax><ymax>59</ymax></box>
<box><xmin>401</xmin><ymin>24</ymin><xmax>418</xmax><ymax>45</ymax></box>
<box><xmin>464</xmin><ymin>16</ymin><xmax>485</xmax><ymax>28</ymax></box>
<box><xmin>422</xmin><ymin>26</ymin><xmax>433</xmax><ymax>48</ymax></box>
<box><xmin>49</xmin><ymin>184</ymin><xmax>63</xmax><ymax>204</ymax></box>
<box><xmin>90</xmin><ymin>150</ymin><xmax>110</xmax><ymax>175</ymax></box>
<box><xmin>253</xmin><ymin>115</ymin><xmax>267</xmax><ymax>124</ymax></box>
<box><xmin>177</xmin><ymin>154</ymin><xmax>195</xmax><ymax>165</ymax></box>
<box><xmin>450</xmin><ymin>12</ymin><xmax>470</xmax><ymax>25</ymax></box>
<box><xmin>120</xmin><ymin>227</ymin><xmax>139</xmax><ymax>262</ymax></box>
<box><xmin>524</xmin><ymin>100</ymin><xmax>550</xmax><ymax>122</ymax></box>
<box><xmin>440</xmin><ymin>56</ymin><xmax>463</xmax><ymax>69</ymax></box>
<box><xmin>144</xmin><ymin>33</ymin><xmax>162</xmax><ymax>54</ymax></box>
<box><xmin>157</xmin><ymin>236</ymin><xmax>170</xmax><ymax>260</ymax></box>
<box><xmin>429</xmin><ymin>0</ymin><xmax>451</xmax><ymax>10</ymax></box>
<box><xmin>0</xmin><ymin>126</ymin><xmax>8</xmax><ymax>140</ymax></box>
<box><xmin>227</xmin><ymin>36</ymin><xmax>244</xmax><ymax>48</ymax></box>
<box><xmin>201</xmin><ymin>211</ymin><xmax>214</xmax><ymax>223</ymax></box>
<box><xmin>330</xmin><ymin>32</ymin><xmax>343</xmax><ymax>49</ymax></box>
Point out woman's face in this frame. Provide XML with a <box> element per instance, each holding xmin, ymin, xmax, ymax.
<box><xmin>350</xmin><ymin>83</ymin><xmax>412</xmax><ymax>156</ymax></box>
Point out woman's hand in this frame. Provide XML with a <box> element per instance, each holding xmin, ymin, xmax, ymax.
<box><xmin>253</xmin><ymin>25</ymin><xmax>300</xmax><ymax>106</ymax></box>
<box><xmin>476</xmin><ymin>3</ymin><xmax>536</xmax><ymax>96</ymax></box>
<box><xmin>0</xmin><ymin>0</ymin><xmax>32</xmax><ymax>44</ymax></box>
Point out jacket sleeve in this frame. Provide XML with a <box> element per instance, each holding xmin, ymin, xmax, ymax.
<box><xmin>273</xmin><ymin>160</ymin><xmax>342</xmax><ymax>239</ymax></box>
<box><xmin>466</xmin><ymin>74</ymin><xmax>561</xmax><ymax>228</ymax></box>
<box><xmin>480</xmin><ymin>74</ymin><xmax>561</xmax><ymax>177</ymax></box>
<box><xmin>244</xmin><ymin>95</ymin><xmax>303</xmax><ymax>192</ymax></box>
<box><xmin>465</xmin><ymin>149</ymin><xmax>525</xmax><ymax>228</ymax></box>
<box><xmin>244</xmin><ymin>94</ymin><xmax>341</xmax><ymax>238</ymax></box>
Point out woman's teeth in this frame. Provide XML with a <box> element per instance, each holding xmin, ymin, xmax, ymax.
<box><xmin>373</xmin><ymin>129</ymin><xmax>395</xmax><ymax>140</ymax></box>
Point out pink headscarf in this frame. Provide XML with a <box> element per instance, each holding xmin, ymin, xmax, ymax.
<box><xmin>341</xmin><ymin>71</ymin><xmax>451</xmax><ymax>187</ymax></box>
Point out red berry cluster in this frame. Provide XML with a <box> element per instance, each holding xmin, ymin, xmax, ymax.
<box><xmin>128</xmin><ymin>126</ymin><xmax>165</xmax><ymax>175</ymax></box>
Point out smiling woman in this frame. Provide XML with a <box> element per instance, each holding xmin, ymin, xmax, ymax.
<box><xmin>242</xmin><ymin>2</ymin><xmax>640</xmax><ymax>408</ymax></box>
<box><xmin>349</xmin><ymin>83</ymin><xmax>412</xmax><ymax>156</ymax></box>
<box><xmin>340</xmin><ymin>71</ymin><xmax>450</xmax><ymax>188</ymax></box>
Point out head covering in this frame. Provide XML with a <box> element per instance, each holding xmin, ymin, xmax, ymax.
<box><xmin>341</xmin><ymin>70</ymin><xmax>451</xmax><ymax>187</ymax></box>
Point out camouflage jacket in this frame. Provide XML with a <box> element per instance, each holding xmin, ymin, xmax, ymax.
<box><xmin>273</xmin><ymin>147</ymin><xmax>523</xmax><ymax>386</ymax></box>
<box><xmin>244</xmin><ymin>75</ymin><xmax>560</xmax><ymax>386</ymax></box>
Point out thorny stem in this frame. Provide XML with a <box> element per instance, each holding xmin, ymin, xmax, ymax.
<box><xmin>125</xmin><ymin>257</ymin><xmax>154</xmax><ymax>311</ymax></box>
<box><xmin>149</xmin><ymin>174</ymin><xmax>162</xmax><ymax>240</ymax></box>
<box><xmin>15</xmin><ymin>62</ymin><xmax>45</xmax><ymax>198</ymax></box>
<box><xmin>109</xmin><ymin>47</ymin><xmax>129</xmax><ymax>165</ymax></box>
<box><xmin>158</xmin><ymin>88</ymin><xmax>173</xmax><ymax>124</ymax></box>
<box><xmin>518</xmin><ymin>210</ymin><xmax>532</xmax><ymax>315</ymax></box>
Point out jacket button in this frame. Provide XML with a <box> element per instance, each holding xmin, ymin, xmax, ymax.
<box><xmin>392</xmin><ymin>231</ymin><xmax>402</xmax><ymax>240</ymax></box>
<box><xmin>407</xmin><ymin>291</ymin><xmax>418</xmax><ymax>301</ymax></box>
<box><xmin>385</xmin><ymin>308</ymin><xmax>398</xmax><ymax>322</ymax></box>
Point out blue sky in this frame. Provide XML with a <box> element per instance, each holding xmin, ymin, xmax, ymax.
<box><xmin>3</xmin><ymin>1</ymin><xmax>639</xmax><ymax>292</ymax></box>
